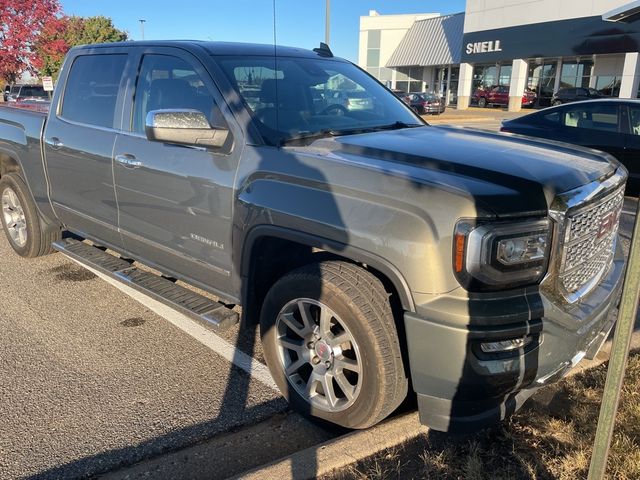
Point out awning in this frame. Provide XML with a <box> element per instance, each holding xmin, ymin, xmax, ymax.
<box><xmin>386</xmin><ymin>13</ymin><xmax>464</xmax><ymax>68</ymax></box>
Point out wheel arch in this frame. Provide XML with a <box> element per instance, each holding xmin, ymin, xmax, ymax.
<box><xmin>240</xmin><ymin>225</ymin><xmax>416</xmax><ymax>323</ymax></box>
<box><xmin>0</xmin><ymin>151</ymin><xmax>23</xmax><ymax>178</ymax></box>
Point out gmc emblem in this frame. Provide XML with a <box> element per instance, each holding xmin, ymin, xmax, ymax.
<box><xmin>597</xmin><ymin>211</ymin><xmax>618</xmax><ymax>239</ymax></box>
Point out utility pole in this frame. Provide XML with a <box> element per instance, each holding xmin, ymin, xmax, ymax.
<box><xmin>139</xmin><ymin>19</ymin><xmax>146</xmax><ymax>40</ymax></box>
<box><xmin>325</xmin><ymin>0</ymin><xmax>330</xmax><ymax>45</ymax></box>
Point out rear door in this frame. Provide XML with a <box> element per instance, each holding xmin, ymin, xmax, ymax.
<box><xmin>112</xmin><ymin>47</ymin><xmax>241</xmax><ymax>296</ymax></box>
<box><xmin>44</xmin><ymin>49</ymin><xmax>130</xmax><ymax>247</ymax></box>
<box><xmin>554</xmin><ymin>102</ymin><xmax>626</xmax><ymax>160</ymax></box>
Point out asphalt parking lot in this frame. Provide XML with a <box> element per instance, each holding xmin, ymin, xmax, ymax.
<box><xmin>1</xmin><ymin>112</ymin><xmax>638</xmax><ymax>480</ymax></box>
<box><xmin>0</xmin><ymin>232</ymin><xmax>323</xmax><ymax>479</ymax></box>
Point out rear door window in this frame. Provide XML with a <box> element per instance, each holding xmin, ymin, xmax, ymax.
<box><xmin>61</xmin><ymin>54</ymin><xmax>127</xmax><ymax>129</ymax></box>
<box><xmin>628</xmin><ymin>107</ymin><xmax>640</xmax><ymax>135</ymax></box>
<box><xmin>562</xmin><ymin>104</ymin><xmax>619</xmax><ymax>132</ymax></box>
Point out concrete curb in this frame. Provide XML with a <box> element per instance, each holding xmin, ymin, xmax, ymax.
<box><xmin>232</xmin><ymin>411</ymin><xmax>426</xmax><ymax>480</ymax></box>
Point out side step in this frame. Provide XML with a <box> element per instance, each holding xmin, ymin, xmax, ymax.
<box><xmin>52</xmin><ymin>238</ymin><xmax>239</xmax><ymax>330</ymax></box>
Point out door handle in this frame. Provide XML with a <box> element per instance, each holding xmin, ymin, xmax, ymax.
<box><xmin>47</xmin><ymin>137</ymin><xmax>64</xmax><ymax>149</ymax></box>
<box><xmin>115</xmin><ymin>154</ymin><xmax>143</xmax><ymax>169</ymax></box>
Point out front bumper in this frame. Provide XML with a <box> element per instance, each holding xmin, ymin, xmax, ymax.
<box><xmin>404</xmin><ymin>239</ymin><xmax>625</xmax><ymax>433</ymax></box>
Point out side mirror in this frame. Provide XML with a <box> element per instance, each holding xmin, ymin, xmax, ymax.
<box><xmin>145</xmin><ymin>109</ymin><xmax>229</xmax><ymax>148</ymax></box>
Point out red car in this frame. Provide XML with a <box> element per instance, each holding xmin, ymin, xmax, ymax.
<box><xmin>473</xmin><ymin>85</ymin><xmax>536</xmax><ymax>108</ymax></box>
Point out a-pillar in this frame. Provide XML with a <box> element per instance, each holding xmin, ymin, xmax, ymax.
<box><xmin>508</xmin><ymin>59</ymin><xmax>528</xmax><ymax>112</ymax></box>
<box><xmin>619</xmin><ymin>52</ymin><xmax>640</xmax><ymax>99</ymax></box>
<box><xmin>456</xmin><ymin>63</ymin><xmax>473</xmax><ymax>110</ymax></box>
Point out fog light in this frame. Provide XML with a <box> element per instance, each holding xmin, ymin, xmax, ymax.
<box><xmin>480</xmin><ymin>335</ymin><xmax>533</xmax><ymax>353</ymax></box>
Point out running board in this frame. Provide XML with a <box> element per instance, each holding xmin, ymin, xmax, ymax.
<box><xmin>52</xmin><ymin>238</ymin><xmax>239</xmax><ymax>330</ymax></box>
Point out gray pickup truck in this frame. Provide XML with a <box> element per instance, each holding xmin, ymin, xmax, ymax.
<box><xmin>0</xmin><ymin>41</ymin><xmax>627</xmax><ymax>433</ymax></box>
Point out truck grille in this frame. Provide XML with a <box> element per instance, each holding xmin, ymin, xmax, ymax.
<box><xmin>558</xmin><ymin>187</ymin><xmax>624</xmax><ymax>298</ymax></box>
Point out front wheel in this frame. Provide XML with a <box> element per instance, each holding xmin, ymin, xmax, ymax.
<box><xmin>477</xmin><ymin>97</ymin><xmax>487</xmax><ymax>108</ymax></box>
<box><xmin>260</xmin><ymin>261</ymin><xmax>408</xmax><ymax>429</ymax></box>
<box><xmin>0</xmin><ymin>173</ymin><xmax>60</xmax><ymax>257</ymax></box>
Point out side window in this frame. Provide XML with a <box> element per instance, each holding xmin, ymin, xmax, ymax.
<box><xmin>629</xmin><ymin>107</ymin><xmax>640</xmax><ymax>135</ymax></box>
<box><xmin>132</xmin><ymin>54</ymin><xmax>225</xmax><ymax>134</ymax></box>
<box><xmin>61</xmin><ymin>54</ymin><xmax>127</xmax><ymax>128</ymax></box>
<box><xmin>543</xmin><ymin>111</ymin><xmax>560</xmax><ymax>124</ymax></box>
<box><xmin>562</xmin><ymin>104</ymin><xmax>619</xmax><ymax>132</ymax></box>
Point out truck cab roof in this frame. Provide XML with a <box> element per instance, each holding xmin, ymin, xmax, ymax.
<box><xmin>70</xmin><ymin>40</ymin><xmax>344</xmax><ymax>60</ymax></box>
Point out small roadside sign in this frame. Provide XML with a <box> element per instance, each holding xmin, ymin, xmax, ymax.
<box><xmin>42</xmin><ymin>77</ymin><xmax>54</xmax><ymax>92</ymax></box>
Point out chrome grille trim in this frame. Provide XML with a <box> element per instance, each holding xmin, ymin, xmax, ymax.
<box><xmin>559</xmin><ymin>186</ymin><xmax>624</xmax><ymax>298</ymax></box>
<box><xmin>543</xmin><ymin>168</ymin><xmax>627</xmax><ymax>305</ymax></box>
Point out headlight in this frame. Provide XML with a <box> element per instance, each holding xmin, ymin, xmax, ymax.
<box><xmin>453</xmin><ymin>219</ymin><xmax>552</xmax><ymax>291</ymax></box>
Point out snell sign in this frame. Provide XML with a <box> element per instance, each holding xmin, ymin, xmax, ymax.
<box><xmin>466</xmin><ymin>40</ymin><xmax>503</xmax><ymax>54</ymax></box>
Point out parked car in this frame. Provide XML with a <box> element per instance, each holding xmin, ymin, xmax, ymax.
<box><xmin>501</xmin><ymin>99</ymin><xmax>638</xmax><ymax>195</ymax></box>
<box><xmin>0</xmin><ymin>41</ymin><xmax>626</xmax><ymax>434</ymax></box>
<box><xmin>390</xmin><ymin>88</ymin><xmax>411</xmax><ymax>105</ymax></box>
<box><xmin>407</xmin><ymin>92</ymin><xmax>446</xmax><ymax>115</ymax></box>
<box><xmin>473</xmin><ymin>85</ymin><xmax>536</xmax><ymax>108</ymax></box>
<box><xmin>551</xmin><ymin>87</ymin><xmax>604</xmax><ymax>106</ymax></box>
<box><xmin>325</xmin><ymin>90</ymin><xmax>374</xmax><ymax>113</ymax></box>
<box><xmin>5</xmin><ymin>84</ymin><xmax>49</xmax><ymax>103</ymax></box>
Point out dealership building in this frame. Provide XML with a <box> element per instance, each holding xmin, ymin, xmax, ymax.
<box><xmin>358</xmin><ymin>0</ymin><xmax>640</xmax><ymax>111</ymax></box>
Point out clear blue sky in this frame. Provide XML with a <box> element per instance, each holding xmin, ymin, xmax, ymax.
<box><xmin>60</xmin><ymin>1</ymin><xmax>466</xmax><ymax>62</ymax></box>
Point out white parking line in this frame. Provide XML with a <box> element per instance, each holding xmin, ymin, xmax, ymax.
<box><xmin>69</xmin><ymin>260</ymin><xmax>279</xmax><ymax>392</ymax></box>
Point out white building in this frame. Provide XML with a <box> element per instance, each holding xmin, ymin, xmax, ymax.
<box><xmin>358</xmin><ymin>0</ymin><xmax>640</xmax><ymax>111</ymax></box>
<box><xmin>358</xmin><ymin>10</ymin><xmax>441</xmax><ymax>92</ymax></box>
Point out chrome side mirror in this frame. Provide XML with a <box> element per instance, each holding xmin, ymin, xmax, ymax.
<box><xmin>145</xmin><ymin>109</ymin><xmax>229</xmax><ymax>148</ymax></box>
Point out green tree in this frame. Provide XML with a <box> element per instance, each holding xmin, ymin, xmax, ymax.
<box><xmin>35</xmin><ymin>15</ymin><xmax>128</xmax><ymax>80</ymax></box>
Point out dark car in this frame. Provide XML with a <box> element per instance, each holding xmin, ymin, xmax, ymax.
<box><xmin>407</xmin><ymin>92</ymin><xmax>446</xmax><ymax>114</ymax></box>
<box><xmin>551</xmin><ymin>87</ymin><xmax>604</xmax><ymax>106</ymax></box>
<box><xmin>390</xmin><ymin>88</ymin><xmax>410</xmax><ymax>105</ymax></box>
<box><xmin>5</xmin><ymin>84</ymin><xmax>49</xmax><ymax>103</ymax></box>
<box><xmin>473</xmin><ymin>85</ymin><xmax>536</xmax><ymax>108</ymax></box>
<box><xmin>501</xmin><ymin>99</ymin><xmax>639</xmax><ymax>195</ymax></box>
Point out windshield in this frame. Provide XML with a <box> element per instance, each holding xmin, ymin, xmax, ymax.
<box><xmin>216</xmin><ymin>55</ymin><xmax>421</xmax><ymax>145</ymax></box>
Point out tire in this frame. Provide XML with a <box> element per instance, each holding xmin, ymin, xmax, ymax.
<box><xmin>260</xmin><ymin>261</ymin><xmax>408</xmax><ymax>429</ymax></box>
<box><xmin>477</xmin><ymin>97</ymin><xmax>487</xmax><ymax>108</ymax></box>
<box><xmin>0</xmin><ymin>173</ymin><xmax>60</xmax><ymax>257</ymax></box>
<box><xmin>553</xmin><ymin>100</ymin><xmax>562</xmax><ymax>106</ymax></box>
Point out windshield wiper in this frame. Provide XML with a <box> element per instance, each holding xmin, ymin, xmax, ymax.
<box><xmin>280</xmin><ymin>129</ymin><xmax>335</xmax><ymax>146</ymax></box>
<box><xmin>280</xmin><ymin>121</ymin><xmax>423</xmax><ymax>146</ymax></box>
<box><xmin>328</xmin><ymin>121</ymin><xmax>423</xmax><ymax>137</ymax></box>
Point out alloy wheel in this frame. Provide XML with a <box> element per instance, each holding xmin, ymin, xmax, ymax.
<box><xmin>1</xmin><ymin>187</ymin><xmax>27</xmax><ymax>248</ymax></box>
<box><xmin>275</xmin><ymin>298</ymin><xmax>362</xmax><ymax>412</ymax></box>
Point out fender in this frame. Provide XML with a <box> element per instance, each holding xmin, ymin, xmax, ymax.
<box><xmin>241</xmin><ymin>224</ymin><xmax>416</xmax><ymax>312</ymax></box>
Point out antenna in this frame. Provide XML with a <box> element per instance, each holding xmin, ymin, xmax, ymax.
<box><xmin>313</xmin><ymin>42</ymin><xmax>334</xmax><ymax>57</ymax></box>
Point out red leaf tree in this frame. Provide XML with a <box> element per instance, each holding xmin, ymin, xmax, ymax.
<box><xmin>0</xmin><ymin>0</ymin><xmax>61</xmax><ymax>83</ymax></box>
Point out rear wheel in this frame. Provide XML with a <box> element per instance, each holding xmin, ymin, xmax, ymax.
<box><xmin>0</xmin><ymin>173</ymin><xmax>60</xmax><ymax>257</ymax></box>
<box><xmin>477</xmin><ymin>97</ymin><xmax>487</xmax><ymax>108</ymax></box>
<box><xmin>260</xmin><ymin>261</ymin><xmax>408</xmax><ymax>429</ymax></box>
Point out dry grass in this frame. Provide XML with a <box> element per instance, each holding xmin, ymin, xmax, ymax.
<box><xmin>327</xmin><ymin>353</ymin><xmax>640</xmax><ymax>480</ymax></box>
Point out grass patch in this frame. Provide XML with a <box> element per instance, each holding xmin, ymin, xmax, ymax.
<box><xmin>327</xmin><ymin>352</ymin><xmax>640</xmax><ymax>480</ymax></box>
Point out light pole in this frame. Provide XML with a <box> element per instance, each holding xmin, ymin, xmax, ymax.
<box><xmin>139</xmin><ymin>19</ymin><xmax>146</xmax><ymax>40</ymax></box>
<box><xmin>325</xmin><ymin>0</ymin><xmax>330</xmax><ymax>45</ymax></box>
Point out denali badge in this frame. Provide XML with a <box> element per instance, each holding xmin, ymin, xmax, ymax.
<box><xmin>190</xmin><ymin>233</ymin><xmax>224</xmax><ymax>250</ymax></box>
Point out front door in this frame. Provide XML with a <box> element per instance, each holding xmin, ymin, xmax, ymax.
<box><xmin>113</xmin><ymin>49</ymin><xmax>240</xmax><ymax>297</ymax></box>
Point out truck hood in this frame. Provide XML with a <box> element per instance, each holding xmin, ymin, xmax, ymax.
<box><xmin>320</xmin><ymin>125</ymin><xmax>617</xmax><ymax>217</ymax></box>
